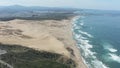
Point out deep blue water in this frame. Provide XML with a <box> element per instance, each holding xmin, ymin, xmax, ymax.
<box><xmin>73</xmin><ymin>12</ymin><xmax>120</xmax><ymax>68</ymax></box>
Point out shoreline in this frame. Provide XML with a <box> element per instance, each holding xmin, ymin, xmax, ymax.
<box><xmin>70</xmin><ymin>16</ymin><xmax>87</xmax><ymax>68</ymax></box>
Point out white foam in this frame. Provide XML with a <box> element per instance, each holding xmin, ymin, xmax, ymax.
<box><xmin>73</xmin><ymin>16</ymin><xmax>109</xmax><ymax>68</ymax></box>
<box><xmin>75</xmin><ymin>33</ymin><xmax>88</xmax><ymax>39</ymax></box>
<box><xmin>78</xmin><ymin>30</ymin><xmax>93</xmax><ymax>38</ymax></box>
<box><xmin>79</xmin><ymin>39</ymin><xmax>109</xmax><ymax>68</ymax></box>
<box><xmin>80</xmin><ymin>22</ymin><xmax>84</xmax><ymax>26</ymax></box>
<box><xmin>74</xmin><ymin>26</ymin><xmax>81</xmax><ymax>30</ymax></box>
<box><xmin>73</xmin><ymin>22</ymin><xmax>82</xmax><ymax>30</ymax></box>
<box><xmin>74</xmin><ymin>34</ymin><xmax>82</xmax><ymax>39</ymax></box>
<box><xmin>103</xmin><ymin>42</ymin><xmax>118</xmax><ymax>53</ymax></box>
<box><xmin>108</xmin><ymin>48</ymin><xmax>117</xmax><ymax>53</ymax></box>
<box><xmin>72</xmin><ymin>16</ymin><xmax>81</xmax><ymax>23</ymax></box>
<box><xmin>75</xmin><ymin>34</ymin><xmax>96</xmax><ymax>57</ymax></box>
<box><xmin>92</xmin><ymin>60</ymin><xmax>109</xmax><ymax>68</ymax></box>
<box><xmin>108</xmin><ymin>53</ymin><xmax>120</xmax><ymax>63</ymax></box>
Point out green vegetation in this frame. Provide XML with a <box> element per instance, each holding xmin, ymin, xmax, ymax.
<box><xmin>0</xmin><ymin>43</ymin><xmax>76</xmax><ymax>68</ymax></box>
<box><xmin>0</xmin><ymin>13</ymin><xmax>76</xmax><ymax>21</ymax></box>
<box><xmin>0</xmin><ymin>63</ymin><xmax>9</xmax><ymax>68</ymax></box>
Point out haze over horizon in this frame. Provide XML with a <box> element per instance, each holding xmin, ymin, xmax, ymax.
<box><xmin>0</xmin><ymin>0</ymin><xmax>120</xmax><ymax>10</ymax></box>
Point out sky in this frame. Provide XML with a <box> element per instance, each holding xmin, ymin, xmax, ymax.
<box><xmin>0</xmin><ymin>0</ymin><xmax>120</xmax><ymax>10</ymax></box>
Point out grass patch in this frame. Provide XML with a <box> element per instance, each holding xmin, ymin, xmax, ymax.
<box><xmin>0</xmin><ymin>43</ymin><xmax>75</xmax><ymax>68</ymax></box>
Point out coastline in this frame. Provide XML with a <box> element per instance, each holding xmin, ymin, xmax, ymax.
<box><xmin>0</xmin><ymin>17</ymin><xmax>87</xmax><ymax>68</ymax></box>
<box><xmin>70</xmin><ymin>16</ymin><xmax>87</xmax><ymax>68</ymax></box>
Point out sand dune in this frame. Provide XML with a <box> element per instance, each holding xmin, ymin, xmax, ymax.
<box><xmin>0</xmin><ymin>19</ymin><xmax>70</xmax><ymax>57</ymax></box>
<box><xmin>0</xmin><ymin>19</ymin><xmax>86</xmax><ymax>68</ymax></box>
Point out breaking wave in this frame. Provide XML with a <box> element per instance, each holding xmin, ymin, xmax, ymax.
<box><xmin>73</xmin><ymin>16</ymin><xmax>109</xmax><ymax>68</ymax></box>
<box><xmin>103</xmin><ymin>42</ymin><xmax>118</xmax><ymax>53</ymax></box>
<box><xmin>102</xmin><ymin>42</ymin><xmax>120</xmax><ymax>64</ymax></box>
<box><xmin>108</xmin><ymin>53</ymin><xmax>120</xmax><ymax>63</ymax></box>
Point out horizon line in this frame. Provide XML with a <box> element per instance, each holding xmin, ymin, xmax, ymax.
<box><xmin>0</xmin><ymin>5</ymin><xmax>120</xmax><ymax>11</ymax></box>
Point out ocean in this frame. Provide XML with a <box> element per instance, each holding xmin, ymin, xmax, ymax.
<box><xmin>73</xmin><ymin>10</ymin><xmax>120</xmax><ymax>68</ymax></box>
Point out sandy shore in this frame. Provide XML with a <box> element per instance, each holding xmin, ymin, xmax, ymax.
<box><xmin>0</xmin><ymin>18</ymin><xmax>86</xmax><ymax>68</ymax></box>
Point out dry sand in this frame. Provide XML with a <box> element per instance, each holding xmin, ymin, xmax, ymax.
<box><xmin>0</xmin><ymin>18</ymin><xmax>86</xmax><ymax>68</ymax></box>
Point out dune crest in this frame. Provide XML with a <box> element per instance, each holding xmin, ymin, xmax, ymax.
<box><xmin>0</xmin><ymin>19</ymin><xmax>70</xmax><ymax>57</ymax></box>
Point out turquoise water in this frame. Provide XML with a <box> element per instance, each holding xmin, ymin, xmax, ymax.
<box><xmin>73</xmin><ymin>11</ymin><xmax>120</xmax><ymax>68</ymax></box>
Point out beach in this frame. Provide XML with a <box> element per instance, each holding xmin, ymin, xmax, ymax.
<box><xmin>0</xmin><ymin>18</ymin><xmax>86</xmax><ymax>68</ymax></box>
